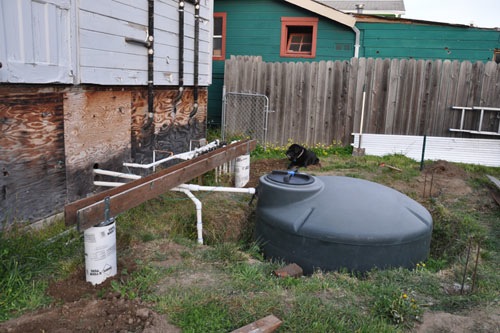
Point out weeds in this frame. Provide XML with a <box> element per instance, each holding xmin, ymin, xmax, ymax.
<box><xmin>372</xmin><ymin>291</ymin><xmax>423</xmax><ymax>328</ymax></box>
<box><xmin>110</xmin><ymin>262</ymin><xmax>165</xmax><ymax>300</ymax></box>
<box><xmin>0</xmin><ymin>221</ymin><xmax>83</xmax><ymax>321</ymax></box>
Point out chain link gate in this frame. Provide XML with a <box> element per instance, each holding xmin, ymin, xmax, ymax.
<box><xmin>222</xmin><ymin>92</ymin><xmax>270</xmax><ymax>149</ymax></box>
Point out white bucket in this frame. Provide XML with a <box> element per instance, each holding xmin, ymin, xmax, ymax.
<box><xmin>84</xmin><ymin>218</ymin><xmax>117</xmax><ymax>285</ymax></box>
<box><xmin>234</xmin><ymin>154</ymin><xmax>250</xmax><ymax>188</ymax></box>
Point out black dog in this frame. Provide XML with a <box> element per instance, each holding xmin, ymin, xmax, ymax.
<box><xmin>286</xmin><ymin>144</ymin><xmax>320</xmax><ymax>169</ymax></box>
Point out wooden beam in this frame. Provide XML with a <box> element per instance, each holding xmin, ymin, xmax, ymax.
<box><xmin>230</xmin><ymin>315</ymin><xmax>282</xmax><ymax>333</ymax></box>
<box><xmin>65</xmin><ymin>140</ymin><xmax>256</xmax><ymax>231</ymax></box>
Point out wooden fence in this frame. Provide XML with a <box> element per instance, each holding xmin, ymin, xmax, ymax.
<box><xmin>224</xmin><ymin>56</ymin><xmax>500</xmax><ymax>146</ymax></box>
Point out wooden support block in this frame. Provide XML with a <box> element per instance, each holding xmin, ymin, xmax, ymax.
<box><xmin>273</xmin><ymin>263</ymin><xmax>303</xmax><ymax>278</ymax></box>
<box><xmin>231</xmin><ymin>314</ymin><xmax>282</xmax><ymax>333</ymax></box>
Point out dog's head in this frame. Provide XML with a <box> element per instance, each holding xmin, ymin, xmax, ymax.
<box><xmin>286</xmin><ymin>144</ymin><xmax>305</xmax><ymax>161</ymax></box>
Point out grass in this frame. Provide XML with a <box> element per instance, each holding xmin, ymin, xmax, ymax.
<box><xmin>1</xmin><ymin>143</ymin><xmax>499</xmax><ymax>331</ymax></box>
<box><xmin>0</xmin><ymin>222</ymin><xmax>83</xmax><ymax>321</ymax></box>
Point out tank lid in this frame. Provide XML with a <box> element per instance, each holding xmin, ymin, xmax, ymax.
<box><xmin>266</xmin><ymin>170</ymin><xmax>314</xmax><ymax>185</ymax></box>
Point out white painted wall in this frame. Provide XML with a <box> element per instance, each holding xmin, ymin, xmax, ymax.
<box><xmin>0</xmin><ymin>0</ymin><xmax>74</xmax><ymax>83</ymax></box>
<box><xmin>0</xmin><ymin>0</ymin><xmax>213</xmax><ymax>85</ymax></box>
<box><xmin>352</xmin><ymin>133</ymin><xmax>500</xmax><ymax>167</ymax></box>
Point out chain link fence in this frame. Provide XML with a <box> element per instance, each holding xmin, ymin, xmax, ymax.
<box><xmin>222</xmin><ymin>92</ymin><xmax>269</xmax><ymax>148</ymax></box>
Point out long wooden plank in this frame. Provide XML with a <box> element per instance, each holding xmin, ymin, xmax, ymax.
<box><xmin>65</xmin><ymin>140</ymin><xmax>256</xmax><ymax>231</ymax></box>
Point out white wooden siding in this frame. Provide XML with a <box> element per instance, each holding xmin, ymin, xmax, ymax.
<box><xmin>0</xmin><ymin>0</ymin><xmax>213</xmax><ymax>85</ymax></box>
<box><xmin>0</xmin><ymin>0</ymin><xmax>74</xmax><ymax>83</ymax></box>
<box><xmin>79</xmin><ymin>0</ymin><xmax>212</xmax><ymax>86</ymax></box>
<box><xmin>352</xmin><ymin>134</ymin><xmax>500</xmax><ymax>167</ymax></box>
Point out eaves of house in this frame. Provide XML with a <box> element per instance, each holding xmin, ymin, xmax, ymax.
<box><xmin>354</xmin><ymin>13</ymin><xmax>500</xmax><ymax>30</ymax></box>
<box><xmin>317</xmin><ymin>0</ymin><xmax>405</xmax><ymax>16</ymax></box>
<box><xmin>284</xmin><ymin>0</ymin><xmax>356</xmax><ymax>28</ymax></box>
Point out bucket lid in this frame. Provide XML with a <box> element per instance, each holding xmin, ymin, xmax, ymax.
<box><xmin>266</xmin><ymin>170</ymin><xmax>314</xmax><ymax>185</ymax></box>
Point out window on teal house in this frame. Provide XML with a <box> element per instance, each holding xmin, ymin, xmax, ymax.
<box><xmin>213</xmin><ymin>13</ymin><xmax>226</xmax><ymax>60</ymax></box>
<box><xmin>280</xmin><ymin>17</ymin><xmax>318</xmax><ymax>58</ymax></box>
<box><xmin>494</xmin><ymin>49</ymin><xmax>500</xmax><ymax>64</ymax></box>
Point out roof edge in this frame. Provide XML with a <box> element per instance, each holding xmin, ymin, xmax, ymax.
<box><xmin>354</xmin><ymin>14</ymin><xmax>500</xmax><ymax>30</ymax></box>
<box><xmin>284</xmin><ymin>0</ymin><xmax>356</xmax><ymax>28</ymax></box>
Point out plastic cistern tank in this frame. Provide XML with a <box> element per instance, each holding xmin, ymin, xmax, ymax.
<box><xmin>254</xmin><ymin>171</ymin><xmax>433</xmax><ymax>274</ymax></box>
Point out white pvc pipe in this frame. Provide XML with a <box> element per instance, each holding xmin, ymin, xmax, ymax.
<box><xmin>176</xmin><ymin>184</ymin><xmax>255</xmax><ymax>194</ymax></box>
<box><xmin>93</xmin><ymin>169</ymin><xmax>141</xmax><ymax>180</ymax></box>
<box><xmin>94</xmin><ymin>181</ymin><xmax>127</xmax><ymax>187</ymax></box>
<box><xmin>171</xmin><ymin>184</ymin><xmax>256</xmax><ymax>245</ymax></box>
<box><xmin>358</xmin><ymin>89</ymin><xmax>366</xmax><ymax>149</ymax></box>
<box><xmin>171</xmin><ymin>187</ymin><xmax>204</xmax><ymax>244</ymax></box>
<box><xmin>123</xmin><ymin>139</ymin><xmax>221</xmax><ymax>170</ymax></box>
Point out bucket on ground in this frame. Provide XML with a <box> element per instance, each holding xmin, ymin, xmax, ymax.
<box><xmin>84</xmin><ymin>218</ymin><xmax>117</xmax><ymax>285</ymax></box>
<box><xmin>234</xmin><ymin>154</ymin><xmax>250</xmax><ymax>187</ymax></box>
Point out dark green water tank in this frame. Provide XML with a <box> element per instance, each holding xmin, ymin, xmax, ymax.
<box><xmin>255</xmin><ymin>171</ymin><xmax>433</xmax><ymax>274</ymax></box>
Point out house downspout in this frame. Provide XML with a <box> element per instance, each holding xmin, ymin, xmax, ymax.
<box><xmin>352</xmin><ymin>25</ymin><xmax>360</xmax><ymax>58</ymax></box>
<box><xmin>147</xmin><ymin>0</ymin><xmax>155</xmax><ymax>121</ymax></box>
<box><xmin>173</xmin><ymin>0</ymin><xmax>185</xmax><ymax>115</ymax></box>
<box><xmin>124</xmin><ymin>1</ymin><xmax>155</xmax><ymax>129</ymax></box>
<box><xmin>189</xmin><ymin>0</ymin><xmax>200</xmax><ymax>118</ymax></box>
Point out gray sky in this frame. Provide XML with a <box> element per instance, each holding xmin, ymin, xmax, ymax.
<box><xmin>403</xmin><ymin>0</ymin><xmax>500</xmax><ymax>28</ymax></box>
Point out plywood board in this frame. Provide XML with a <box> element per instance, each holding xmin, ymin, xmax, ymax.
<box><xmin>64</xmin><ymin>90</ymin><xmax>132</xmax><ymax>202</ymax></box>
<box><xmin>0</xmin><ymin>92</ymin><xmax>66</xmax><ymax>224</ymax></box>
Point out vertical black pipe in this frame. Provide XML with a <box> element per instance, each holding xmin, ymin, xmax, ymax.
<box><xmin>173</xmin><ymin>0</ymin><xmax>185</xmax><ymax>114</ymax></box>
<box><xmin>148</xmin><ymin>0</ymin><xmax>154</xmax><ymax>120</ymax></box>
<box><xmin>189</xmin><ymin>0</ymin><xmax>200</xmax><ymax>118</ymax></box>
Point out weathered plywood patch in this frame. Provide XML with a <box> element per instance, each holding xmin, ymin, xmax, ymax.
<box><xmin>131</xmin><ymin>87</ymin><xmax>207</xmax><ymax>163</ymax></box>
<box><xmin>64</xmin><ymin>90</ymin><xmax>132</xmax><ymax>201</ymax></box>
<box><xmin>0</xmin><ymin>93</ymin><xmax>66</xmax><ymax>224</ymax></box>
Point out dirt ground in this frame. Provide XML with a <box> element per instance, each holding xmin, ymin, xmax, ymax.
<box><xmin>0</xmin><ymin>158</ymin><xmax>498</xmax><ymax>333</ymax></box>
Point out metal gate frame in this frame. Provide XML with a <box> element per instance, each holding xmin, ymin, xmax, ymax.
<box><xmin>222</xmin><ymin>91</ymin><xmax>270</xmax><ymax>149</ymax></box>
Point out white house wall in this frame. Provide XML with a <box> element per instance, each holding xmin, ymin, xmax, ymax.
<box><xmin>0</xmin><ymin>0</ymin><xmax>213</xmax><ymax>85</ymax></box>
<box><xmin>78</xmin><ymin>0</ymin><xmax>212</xmax><ymax>86</ymax></box>
<box><xmin>0</xmin><ymin>0</ymin><xmax>74</xmax><ymax>83</ymax></box>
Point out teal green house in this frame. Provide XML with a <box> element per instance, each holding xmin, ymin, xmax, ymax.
<box><xmin>209</xmin><ymin>0</ymin><xmax>500</xmax><ymax>125</ymax></box>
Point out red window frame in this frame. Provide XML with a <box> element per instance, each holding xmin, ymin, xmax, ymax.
<box><xmin>213</xmin><ymin>12</ymin><xmax>226</xmax><ymax>60</ymax></box>
<box><xmin>280</xmin><ymin>17</ymin><xmax>318</xmax><ymax>58</ymax></box>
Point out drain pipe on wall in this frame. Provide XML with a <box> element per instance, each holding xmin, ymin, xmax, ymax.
<box><xmin>173</xmin><ymin>0</ymin><xmax>185</xmax><ymax>116</ymax></box>
<box><xmin>352</xmin><ymin>25</ymin><xmax>361</xmax><ymax>58</ymax></box>
<box><xmin>124</xmin><ymin>0</ymin><xmax>155</xmax><ymax>128</ymax></box>
<box><xmin>147</xmin><ymin>0</ymin><xmax>155</xmax><ymax>121</ymax></box>
<box><xmin>189</xmin><ymin>0</ymin><xmax>200</xmax><ymax>118</ymax></box>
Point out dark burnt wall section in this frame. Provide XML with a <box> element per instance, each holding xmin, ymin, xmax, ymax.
<box><xmin>0</xmin><ymin>92</ymin><xmax>66</xmax><ymax>225</ymax></box>
<box><xmin>131</xmin><ymin>87</ymin><xmax>207</xmax><ymax>164</ymax></box>
<box><xmin>1</xmin><ymin>85</ymin><xmax>207</xmax><ymax>227</ymax></box>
